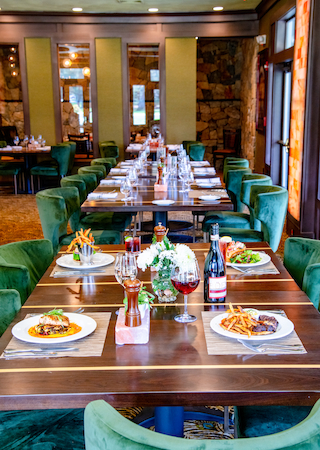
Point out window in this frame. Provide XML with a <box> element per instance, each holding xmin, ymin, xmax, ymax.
<box><xmin>58</xmin><ymin>44</ymin><xmax>92</xmax><ymax>138</ymax></box>
<box><xmin>285</xmin><ymin>16</ymin><xmax>296</xmax><ymax>49</ymax></box>
<box><xmin>128</xmin><ymin>44</ymin><xmax>160</xmax><ymax>140</ymax></box>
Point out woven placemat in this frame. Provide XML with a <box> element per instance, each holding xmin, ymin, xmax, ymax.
<box><xmin>188</xmin><ymin>189</ymin><xmax>229</xmax><ymax>199</ymax></box>
<box><xmin>1</xmin><ymin>312</ymin><xmax>111</xmax><ymax>359</ymax></box>
<box><xmin>50</xmin><ymin>254</ymin><xmax>117</xmax><ymax>277</ymax></box>
<box><xmin>201</xmin><ymin>311</ymin><xmax>306</xmax><ymax>355</ymax></box>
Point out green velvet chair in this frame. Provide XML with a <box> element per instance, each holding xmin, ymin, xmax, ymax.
<box><xmin>36</xmin><ymin>187</ymin><xmax>121</xmax><ymax>254</ymax></box>
<box><xmin>78</xmin><ymin>165</ymin><xmax>106</xmax><ymax>183</ymax></box>
<box><xmin>67</xmin><ymin>141</ymin><xmax>77</xmax><ymax>174</ymax></box>
<box><xmin>77</xmin><ymin>172</ymin><xmax>98</xmax><ymax>193</ymax></box>
<box><xmin>84</xmin><ymin>399</ymin><xmax>320</xmax><ymax>450</ymax></box>
<box><xmin>30</xmin><ymin>143</ymin><xmax>72</xmax><ymax>193</ymax></box>
<box><xmin>60</xmin><ymin>176</ymin><xmax>133</xmax><ymax>234</ymax></box>
<box><xmin>212</xmin><ymin>185</ymin><xmax>288</xmax><ymax>252</ymax></box>
<box><xmin>223</xmin><ymin>158</ymin><xmax>249</xmax><ymax>183</ymax></box>
<box><xmin>283</xmin><ymin>237</ymin><xmax>320</xmax><ymax>310</ymax></box>
<box><xmin>0</xmin><ymin>408</ymin><xmax>85</xmax><ymax>449</ymax></box>
<box><xmin>98</xmin><ymin>142</ymin><xmax>119</xmax><ymax>168</ymax></box>
<box><xmin>202</xmin><ymin>174</ymin><xmax>272</xmax><ymax>233</ymax></box>
<box><xmin>0</xmin><ymin>289</ymin><xmax>21</xmax><ymax>336</ymax></box>
<box><xmin>0</xmin><ymin>240</ymin><xmax>53</xmax><ymax>305</ymax></box>
<box><xmin>0</xmin><ymin>163</ymin><xmax>24</xmax><ymax>194</ymax></box>
<box><xmin>188</xmin><ymin>143</ymin><xmax>205</xmax><ymax>161</ymax></box>
<box><xmin>224</xmin><ymin>167</ymin><xmax>252</xmax><ymax>213</ymax></box>
<box><xmin>91</xmin><ymin>158</ymin><xmax>112</xmax><ymax>174</ymax></box>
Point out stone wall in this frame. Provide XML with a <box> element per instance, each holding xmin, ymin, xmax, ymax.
<box><xmin>0</xmin><ymin>46</ymin><xmax>24</xmax><ymax>138</ymax></box>
<box><xmin>196</xmin><ymin>38</ymin><xmax>256</xmax><ymax>167</ymax></box>
<box><xmin>240</xmin><ymin>39</ymin><xmax>258</xmax><ymax>169</ymax></box>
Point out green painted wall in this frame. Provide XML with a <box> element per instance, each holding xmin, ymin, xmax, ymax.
<box><xmin>95</xmin><ymin>38</ymin><xmax>124</xmax><ymax>158</ymax></box>
<box><xmin>25</xmin><ymin>38</ymin><xmax>56</xmax><ymax>145</ymax></box>
<box><xmin>165</xmin><ymin>38</ymin><xmax>196</xmax><ymax>144</ymax></box>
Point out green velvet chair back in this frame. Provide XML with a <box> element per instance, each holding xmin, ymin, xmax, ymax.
<box><xmin>61</xmin><ymin>175</ymin><xmax>87</xmax><ymax>204</ymax></box>
<box><xmin>0</xmin><ymin>140</ymin><xmax>7</xmax><ymax>148</ymax></box>
<box><xmin>240</xmin><ymin>174</ymin><xmax>272</xmax><ymax>230</ymax></box>
<box><xmin>85</xmin><ymin>399</ymin><xmax>320</xmax><ymax>450</ymax></box>
<box><xmin>64</xmin><ymin>141</ymin><xmax>76</xmax><ymax>172</ymax></box>
<box><xmin>0</xmin><ymin>240</ymin><xmax>53</xmax><ymax>305</ymax></box>
<box><xmin>226</xmin><ymin>168</ymin><xmax>252</xmax><ymax>213</ymax></box>
<box><xmin>50</xmin><ymin>143</ymin><xmax>72</xmax><ymax>177</ymax></box>
<box><xmin>91</xmin><ymin>158</ymin><xmax>113</xmax><ymax>173</ymax></box>
<box><xmin>284</xmin><ymin>237</ymin><xmax>320</xmax><ymax>309</ymax></box>
<box><xmin>181</xmin><ymin>140</ymin><xmax>199</xmax><ymax>151</ymax></box>
<box><xmin>223</xmin><ymin>158</ymin><xmax>249</xmax><ymax>182</ymax></box>
<box><xmin>250</xmin><ymin>185</ymin><xmax>288</xmax><ymax>252</ymax></box>
<box><xmin>78</xmin><ymin>165</ymin><xmax>106</xmax><ymax>183</ymax></box>
<box><xmin>188</xmin><ymin>143</ymin><xmax>205</xmax><ymax>161</ymax></box>
<box><xmin>99</xmin><ymin>143</ymin><xmax>119</xmax><ymax>159</ymax></box>
<box><xmin>76</xmin><ymin>173</ymin><xmax>98</xmax><ymax>194</ymax></box>
<box><xmin>0</xmin><ymin>289</ymin><xmax>21</xmax><ymax>336</ymax></box>
<box><xmin>36</xmin><ymin>187</ymin><xmax>80</xmax><ymax>255</ymax></box>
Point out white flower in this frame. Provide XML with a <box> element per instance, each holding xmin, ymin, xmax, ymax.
<box><xmin>174</xmin><ymin>244</ymin><xmax>196</xmax><ymax>270</ymax></box>
<box><xmin>137</xmin><ymin>245</ymin><xmax>158</xmax><ymax>271</ymax></box>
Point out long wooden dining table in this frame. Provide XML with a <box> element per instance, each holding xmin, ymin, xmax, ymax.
<box><xmin>81</xmin><ymin>163</ymin><xmax>233</xmax><ymax>228</ymax></box>
<box><xmin>0</xmin><ymin>242</ymin><xmax>320</xmax><ymax>413</ymax></box>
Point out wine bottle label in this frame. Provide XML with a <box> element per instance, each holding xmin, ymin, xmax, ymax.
<box><xmin>210</xmin><ymin>234</ymin><xmax>219</xmax><ymax>241</ymax></box>
<box><xmin>208</xmin><ymin>276</ymin><xmax>226</xmax><ymax>299</ymax></box>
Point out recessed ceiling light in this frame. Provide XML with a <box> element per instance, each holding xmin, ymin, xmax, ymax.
<box><xmin>213</xmin><ymin>6</ymin><xmax>223</xmax><ymax>11</ymax></box>
<box><xmin>72</xmin><ymin>7</ymin><xmax>83</xmax><ymax>12</ymax></box>
<box><xmin>148</xmin><ymin>8</ymin><xmax>158</xmax><ymax>12</ymax></box>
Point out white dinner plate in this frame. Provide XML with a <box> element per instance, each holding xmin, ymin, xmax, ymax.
<box><xmin>199</xmin><ymin>195</ymin><xmax>221</xmax><ymax>201</ymax></box>
<box><xmin>152</xmin><ymin>200</ymin><xmax>175</xmax><ymax>206</ymax></box>
<box><xmin>210</xmin><ymin>311</ymin><xmax>294</xmax><ymax>341</ymax></box>
<box><xmin>12</xmin><ymin>313</ymin><xmax>97</xmax><ymax>344</ymax></box>
<box><xmin>196</xmin><ymin>183</ymin><xmax>216</xmax><ymax>188</ymax></box>
<box><xmin>226</xmin><ymin>251</ymin><xmax>271</xmax><ymax>267</ymax></box>
<box><xmin>56</xmin><ymin>253</ymin><xmax>114</xmax><ymax>270</ymax></box>
<box><xmin>112</xmin><ymin>175</ymin><xmax>126</xmax><ymax>179</ymax></box>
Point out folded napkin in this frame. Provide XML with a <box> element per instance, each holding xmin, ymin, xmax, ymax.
<box><xmin>190</xmin><ymin>161</ymin><xmax>210</xmax><ymax>167</ymax></box>
<box><xmin>110</xmin><ymin>168</ymin><xmax>128</xmax><ymax>174</ymax></box>
<box><xmin>87</xmin><ymin>192</ymin><xmax>118</xmax><ymax>200</ymax></box>
<box><xmin>100</xmin><ymin>179</ymin><xmax>121</xmax><ymax>185</ymax></box>
<box><xmin>196</xmin><ymin>177</ymin><xmax>221</xmax><ymax>184</ymax></box>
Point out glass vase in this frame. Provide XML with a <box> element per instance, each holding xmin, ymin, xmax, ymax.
<box><xmin>152</xmin><ymin>270</ymin><xmax>178</xmax><ymax>303</ymax></box>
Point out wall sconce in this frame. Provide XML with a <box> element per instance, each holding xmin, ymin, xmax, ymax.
<box><xmin>63</xmin><ymin>58</ymin><xmax>72</xmax><ymax>67</ymax></box>
<box><xmin>83</xmin><ymin>67</ymin><xmax>90</xmax><ymax>77</ymax></box>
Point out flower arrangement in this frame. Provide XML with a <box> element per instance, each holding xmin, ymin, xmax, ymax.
<box><xmin>137</xmin><ymin>236</ymin><xmax>196</xmax><ymax>273</ymax></box>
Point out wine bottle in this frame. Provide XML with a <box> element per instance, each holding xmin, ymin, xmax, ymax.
<box><xmin>204</xmin><ymin>223</ymin><xmax>226</xmax><ymax>303</ymax></box>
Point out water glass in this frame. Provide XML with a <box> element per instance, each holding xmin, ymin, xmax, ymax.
<box><xmin>120</xmin><ymin>177</ymin><xmax>132</xmax><ymax>201</ymax></box>
<box><xmin>114</xmin><ymin>252</ymin><xmax>137</xmax><ymax>286</ymax></box>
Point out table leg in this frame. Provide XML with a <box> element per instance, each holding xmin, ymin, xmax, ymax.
<box><xmin>154</xmin><ymin>406</ymin><xmax>184</xmax><ymax>437</ymax></box>
<box><xmin>154</xmin><ymin>211</ymin><xmax>168</xmax><ymax>227</ymax></box>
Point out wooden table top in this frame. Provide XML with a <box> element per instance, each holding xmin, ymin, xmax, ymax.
<box><xmin>82</xmin><ymin>165</ymin><xmax>233</xmax><ymax>213</ymax></box>
<box><xmin>1</xmin><ymin>243</ymin><xmax>320</xmax><ymax>411</ymax></box>
<box><xmin>0</xmin><ymin>146</ymin><xmax>51</xmax><ymax>155</ymax></box>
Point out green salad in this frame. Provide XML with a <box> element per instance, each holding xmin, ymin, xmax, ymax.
<box><xmin>230</xmin><ymin>250</ymin><xmax>261</xmax><ymax>264</ymax></box>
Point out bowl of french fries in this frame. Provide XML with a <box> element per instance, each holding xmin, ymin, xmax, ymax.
<box><xmin>66</xmin><ymin>229</ymin><xmax>100</xmax><ymax>265</ymax></box>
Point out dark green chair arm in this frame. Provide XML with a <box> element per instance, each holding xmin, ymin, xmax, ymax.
<box><xmin>0</xmin><ymin>264</ymin><xmax>30</xmax><ymax>305</ymax></box>
<box><xmin>302</xmin><ymin>264</ymin><xmax>320</xmax><ymax>310</ymax></box>
<box><xmin>0</xmin><ymin>289</ymin><xmax>21</xmax><ymax>336</ymax></box>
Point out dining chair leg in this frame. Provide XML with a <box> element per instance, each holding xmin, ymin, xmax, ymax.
<box><xmin>224</xmin><ymin>406</ymin><xmax>230</xmax><ymax>434</ymax></box>
<box><xmin>22</xmin><ymin>171</ymin><xmax>25</xmax><ymax>192</ymax></box>
<box><xmin>13</xmin><ymin>174</ymin><xmax>18</xmax><ymax>195</ymax></box>
<box><xmin>203</xmin><ymin>232</ymin><xmax>208</xmax><ymax>243</ymax></box>
<box><xmin>31</xmin><ymin>174</ymin><xmax>34</xmax><ymax>194</ymax></box>
<box><xmin>37</xmin><ymin>175</ymin><xmax>40</xmax><ymax>191</ymax></box>
<box><xmin>193</xmin><ymin>215</ymin><xmax>196</xmax><ymax>243</ymax></box>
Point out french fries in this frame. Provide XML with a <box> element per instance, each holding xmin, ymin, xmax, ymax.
<box><xmin>66</xmin><ymin>228</ymin><xmax>100</xmax><ymax>253</ymax></box>
<box><xmin>220</xmin><ymin>303</ymin><xmax>271</xmax><ymax>338</ymax></box>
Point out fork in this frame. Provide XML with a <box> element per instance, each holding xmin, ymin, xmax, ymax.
<box><xmin>237</xmin><ymin>339</ymin><xmax>305</xmax><ymax>353</ymax></box>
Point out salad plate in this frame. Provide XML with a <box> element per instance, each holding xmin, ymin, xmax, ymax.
<box><xmin>152</xmin><ymin>200</ymin><xmax>175</xmax><ymax>206</ymax></box>
<box><xmin>56</xmin><ymin>253</ymin><xmax>114</xmax><ymax>270</ymax></box>
<box><xmin>12</xmin><ymin>313</ymin><xmax>97</xmax><ymax>344</ymax></box>
<box><xmin>210</xmin><ymin>311</ymin><xmax>294</xmax><ymax>341</ymax></box>
<box><xmin>226</xmin><ymin>251</ymin><xmax>271</xmax><ymax>267</ymax></box>
<box><xmin>199</xmin><ymin>195</ymin><xmax>220</xmax><ymax>201</ymax></box>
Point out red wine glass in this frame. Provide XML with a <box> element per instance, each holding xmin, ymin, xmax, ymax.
<box><xmin>171</xmin><ymin>260</ymin><xmax>200</xmax><ymax>323</ymax></box>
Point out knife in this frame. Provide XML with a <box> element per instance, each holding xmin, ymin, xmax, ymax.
<box><xmin>4</xmin><ymin>347</ymin><xmax>79</xmax><ymax>354</ymax></box>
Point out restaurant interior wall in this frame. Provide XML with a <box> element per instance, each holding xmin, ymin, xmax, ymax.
<box><xmin>25</xmin><ymin>38</ymin><xmax>56</xmax><ymax>146</ymax></box>
<box><xmin>95</xmin><ymin>38</ymin><xmax>124</xmax><ymax>158</ymax></box>
<box><xmin>0</xmin><ymin>12</ymin><xmax>258</xmax><ymax>156</ymax></box>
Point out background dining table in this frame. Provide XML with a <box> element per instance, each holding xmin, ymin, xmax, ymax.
<box><xmin>81</xmin><ymin>163</ymin><xmax>233</xmax><ymax>230</ymax></box>
<box><xmin>0</xmin><ymin>242</ymin><xmax>319</xmax><ymax>414</ymax></box>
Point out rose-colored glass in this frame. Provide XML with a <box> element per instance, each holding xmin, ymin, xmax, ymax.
<box><xmin>125</xmin><ymin>236</ymin><xmax>141</xmax><ymax>253</ymax></box>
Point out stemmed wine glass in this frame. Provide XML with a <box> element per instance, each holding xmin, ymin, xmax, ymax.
<box><xmin>185</xmin><ymin>170</ymin><xmax>194</xmax><ymax>190</ymax></box>
<box><xmin>120</xmin><ymin>176</ymin><xmax>132</xmax><ymax>201</ymax></box>
<box><xmin>13</xmin><ymin>136</ymin><xmax>19</xmax><ymax>146</ymax></box>
<box><xmin>171</xmin><ymin>260</ymin><xmax>200</xmax><ymax>323</ymax></box>
<box><xmin>178</xmin><ymin>163</ymin><xmax>189</xmax><ymax>192</ymax></box>
<box><xmin>114</xmin><ymin>252</ymin><xmax>137</xmax><ymax>287</ymax></box>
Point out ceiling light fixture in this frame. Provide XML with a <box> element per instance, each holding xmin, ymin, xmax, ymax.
<box><xmin>72</xmin><ymin>7</ymin><xmax>83</xmax><ymax>12</ymax></box>
<box><xmin>213</xmin><ymin>6</ymin><xmax>223</xmax><ymax>11</ymax></box>
<box><xmin>148</xmin><ymin>8</ymin><xmax>158</xmax><ymax>12</ymax></box>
